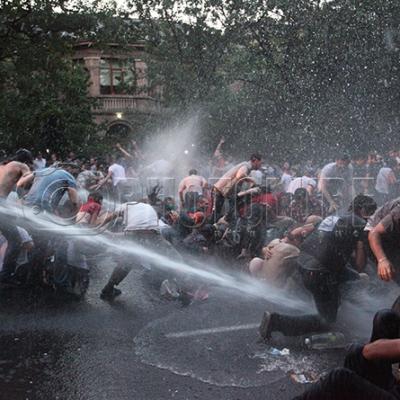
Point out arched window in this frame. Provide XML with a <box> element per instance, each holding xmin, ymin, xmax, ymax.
<box><xmin>106</xmin><ymin>122</ymin><xmax>131</xmax><ymax>139</ymax></box>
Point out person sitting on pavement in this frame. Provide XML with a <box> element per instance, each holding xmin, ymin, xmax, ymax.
<box><xmin>259</xmin><ymin>194</ymin><xmax>377</xmax><ymax>341</ymax></box>
<box><xmin>292</xmin><ymin>303</ymin><xmax>400</xmax><ymax>400</ymax></box>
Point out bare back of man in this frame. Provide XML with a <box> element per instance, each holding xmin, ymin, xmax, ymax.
<box><xmin>0</xmin><ymin>161</ymin><xmax>30</xmax><ymax>198</ymax></box>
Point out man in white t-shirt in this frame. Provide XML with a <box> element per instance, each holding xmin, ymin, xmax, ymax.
<box><xmin>96</xmin><ymin>155</ymin><xmax>126</xmax><ymax>197</ymax></box>
<box><xmin>280</xmin><ymin>162</ymin><xmax>293</xmax><ymax>193</ymax></box>
<box><xmin>375</xmin><ymin>159</ymin><xmax>398</xmax><ymax>205</ymax></box>
<box><xmin>100</xmin><ymin>202</ymin><xmax>181</xmax><ymax>300</ymax></box>
<box><xmin>33</xmin><ymin>152</ymin><xmax>46</xmax><ymax>171</ymax></box>
<box><xmin>287</xmin><ymin>170</ymin><xmax>317</xmax><ymax>195</ymax></box>
<box><xmin>318</xmin><ymin>154</ymin><xmax>353</xmax><ymax>212</ymax></box>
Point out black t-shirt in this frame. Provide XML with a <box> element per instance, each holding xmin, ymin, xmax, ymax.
<box><xmin>299</xmin><ymin>213</ymin><xmax>366</xmax><ymax>272</ymax></box>
<box><xmin>345</xmin><ymin>344</ymin><xmax>399</xmax><ymax>395</ymax></box>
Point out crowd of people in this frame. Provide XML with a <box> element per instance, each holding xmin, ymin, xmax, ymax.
<box><xmin>2</xmin><ymin>138</ymin><xmax>400</xmax><ymax>398</ymax></box>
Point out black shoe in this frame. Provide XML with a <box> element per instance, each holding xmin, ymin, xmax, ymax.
<box><xmin>178</xmin><ymin>290</ymin><xmax>192</xmax><ymax>307</ymax></box>
<box><xmin>259</xmin><ymin>311</ymin><xmax>273</xmax><ymax>341</ymax></box>
<box><xmin>100</xmin><ymin>287</ymin><xmax>122</xmax><ymax>301</ymax></box>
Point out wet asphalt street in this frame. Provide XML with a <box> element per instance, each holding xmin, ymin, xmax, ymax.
<box><xmin>0</xmin><ymin>259</ymin><xmax>387</xmax><ymax>400</ymax></box>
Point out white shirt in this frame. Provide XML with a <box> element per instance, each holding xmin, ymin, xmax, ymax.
<box><xmin>280</xmin><ymin>172</ymin><xmax>293</xmax><ymax>192</ymax></box>
<box><xmin>318</xmin><ymin>162</ymin><xmax>353</xmax><ymax>192</ymax></box>
<box><xmin>108</xmin><ymin>163</ymin><xmax>126</xmax><ymax>186</ymax></box>
<box><xmin>33</xmin><ymin>158</ymin><xmax>46</xmax><ymax>170</ymax></box>
<box><xmin>120</xmin><ymin>202</ymin><xmax>160</xmax><ymax>232</ymax></box>
<box><xmin>375</xmin><ymin>167</ymin><xmax>393</xmax><ymax>194</ymax></box>
<box><xmin>287</xmin><ymin>176</ymin><xmax>317</xmax><ymax>194</ymax></box>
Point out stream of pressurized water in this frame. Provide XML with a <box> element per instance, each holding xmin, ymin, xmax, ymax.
<box><xmin>1</xmin><ymin>202</ymin><xmax>315</xmax><ymax>312</ymax></box>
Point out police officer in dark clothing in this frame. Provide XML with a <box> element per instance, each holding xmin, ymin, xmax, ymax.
<box><xmin>259</xmin><ymin>195</ymin><xmax>377</xmax><ymax>340</ymax></box>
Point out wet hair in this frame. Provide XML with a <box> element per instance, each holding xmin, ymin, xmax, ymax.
<box><xmin>250</xmin><ymin>153</ymin><xmax>262</xmax><ymax>161</ymax></box>
<box><xmin>337</xmin><ymin>153</ymin><xmax>350</xmax><ymax>162</ymax></box>
<box><xmin>88</xmin><ymin>191</ymin><xmax>103</xmax><ymax>203</ymax></box>
<box><xmin>13</xmin><ymin>148</ymin><xmax>33</xmax><ymax>164</ymax></box>
<box><xmin>304</xmin><ymin>166</ymin><xmax>316</xmax><ymax>176</ymax></box>
<box><xmin>294</xmin><ymin>187</ymin><xmax>308</xmax><ymax>201</ymax></box>
<box><xmin>189</xmin><ymin>169</ymin><xmax>197</xmax><ymax>175</ymax></box>
<box><xmin>199</xmin><ymin>224</ymin><xmax>215</xmax><ymax>240</ymax></box>
<box><xmin>348</xmin><ymin>194</ymin><xmax>377</xmax><ymax>216</ymax></box>
<box><xmin>352</xmin><ymin>152</ymin><xmax>367</xmax><ymax>161</ymax></box>
<box><xmin>387</xmin><ymin>158</ymin><xmax>398</xmax><ymax>170</ymax></box>
<box><xmin>110</xmin><ymin>154</ymin><xmax>123</xmax><ymax>164</ymax></box>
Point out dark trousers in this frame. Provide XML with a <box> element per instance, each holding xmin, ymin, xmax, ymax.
<box><xmin>102</xmin><ymin>232</ymin><xmax>182</xmax><ymax>292</ymax></box>
<box><xmin>271</xmin><ymin>269</ymin><xmax>340</xmax><ymax>336</ymax></box>
<box><xmin>293</xmin><ymin>309</ymin><xmax>400</xmax><ymax>400</ymax></box>
<box><xmin>293</xmin><ymin>368</ymin><xmax>397</xmax><ymax>400</ymax></box>
<box><xmin>0</xmin><ymin>214</ymin><xmax>22</xmax><ymax>279</ymax></box>
<box><xmin>239</xmin><ymin>203</ymin><xmax>266</xmax><ymax>256</ymax></box>
<box><xmin>183</xmin><ymin>192</ymin><xmax>199</xmax><ymax>212</ymax></box>
<box><xmin>212</xmin><ymin>191</ymin><xmax>226</xmax><ymax>222</ymax></box>
<box><xmin>212</xmin><ymin>190</ymin><xmax>240</xmax><ymax>224</ymax></box>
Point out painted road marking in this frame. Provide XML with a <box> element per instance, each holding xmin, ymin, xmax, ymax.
<box><xmin>165</xmin><ymin>323</ymin><xmax>259</xmax><ymax>339</ymax></box>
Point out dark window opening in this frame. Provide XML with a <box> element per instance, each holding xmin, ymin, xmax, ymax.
<box><xmin>100</xmin><ymin>59</ymin><xmax>136</xmax><ymax>95</ymax></box>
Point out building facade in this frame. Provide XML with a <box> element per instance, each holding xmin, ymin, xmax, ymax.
<box><xmin>73</xmin><ymin>42</ymin><xmax>162</xmax><ymax>139</ymax></box>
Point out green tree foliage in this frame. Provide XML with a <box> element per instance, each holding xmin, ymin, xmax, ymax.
<box><xmin>0</xmin><ymin>0</ymin><xmax>117</xmax><ymax>154</ymax></box>
<box><xmin>1</xmin><ymin>0</ymin><xmax>399</xmax><ymax>160</ymax></box>
<box><xmin>128</xmin><ymin>0</ymin><xmax>400</xmax><ymax>160</ymax></box>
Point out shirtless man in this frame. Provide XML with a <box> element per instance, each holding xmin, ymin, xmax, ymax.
<box><xmin>0</xmin><ymin>149</ymin><xmax>33</xmax><ymax>282</ymax></box>
<box><xmin>212</xmin><ymin>153</ymin><xmax>262</xmax><ymax>221</ymax></box>
<box><xmin>0</xmin><ymin>149</ymin><xmax>32</xmax><ymax>198</ymax></box>
<box><xmin>178</xmin><ymin>169</ymin><xmax>208</xmax><ymax>211</ymax></box>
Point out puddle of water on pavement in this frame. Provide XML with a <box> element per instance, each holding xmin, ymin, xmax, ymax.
<box><xmin>133</xmin><ymin>294</ymin><xmax>344</xmax><ymax>388</ymax></box>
